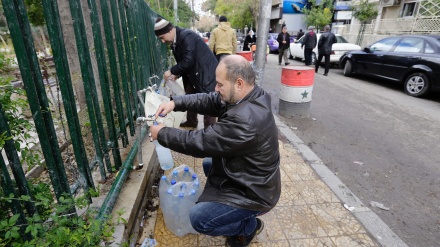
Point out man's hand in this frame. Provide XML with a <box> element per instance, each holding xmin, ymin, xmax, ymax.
<box><xmin>163</xmin><ymin>70</ymin><xmax>176</xmax><ymax>81</ymax></box>
<box><xmin>150</xmin><ymin>123</ymin><xmax>165</xmax><ymax>140</ymax></box>
<box><xmin>283</xmin><ymin>41</ymin><xmax>286</xmax><ymax>44</ymax></box>
<box><xmin>155</xmin><ymin>101</ymin><xmax>176</xmax><ymax>119</ymax></box>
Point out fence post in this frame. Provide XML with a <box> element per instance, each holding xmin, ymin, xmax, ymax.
<box><xmin>41</xmin><ymin>0</ymin><xmax>94</xmax><ymax>196</ymax></box>
<box><xmin>0</xmin><ymin>103</ymin><xmax>37</xmax><ymax>216</ymax></box>
<box><xmin>2</xmin><ymin>0</ymin><xmax>72</xmax><ymax>203</ymax></box>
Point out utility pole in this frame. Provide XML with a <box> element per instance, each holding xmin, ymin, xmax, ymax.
<box><xmin>174</xmin><ymin>0</ymin><xmax>178</xmax><ymax>24</ymax></box>
<box><xmin>254</xmin><ymin>0</ymin><xmax>272</xmax><ymax>87</ymax></box>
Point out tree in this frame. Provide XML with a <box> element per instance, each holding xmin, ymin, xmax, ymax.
<box><xmin>146</xmin><ymin>0</ymin><xmax>196</xmax><ymax>28</ymax></box>
<box><xmin>196</xmin><ymin>15</ymin><xmax>216</xmax><ymax>32</ymax></box>
<box><xmin>213</xmin><ymin>0</ymin><xmax>257</xmax><ymax>31</ymax></box>
<box><xmin>351</xmin><ymin>0</ymin><xmax>378</xmax><ymax>45</ymax></box>
<box><xmin>302</xmin><ymin>0</ymin><xmax>334</xmax><ymax>31</ymax></box>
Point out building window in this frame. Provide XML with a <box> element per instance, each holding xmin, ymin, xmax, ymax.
<box><xmin>401</xmin><ymin>2</ymin><xmax>417</xmax><ymax>17</ymax></box>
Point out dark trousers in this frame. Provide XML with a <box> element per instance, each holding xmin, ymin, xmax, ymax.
<box><xmin>304</xmin><ymin>48</ymin><xmax>313</xmax><ymax>65</ymax></box>
<box><xmin>316</xmin><ymin>54</ymin><xmax>330</xmax><ymax>74</ymax></box>
<box><xmin>183</xmin><ymin>81</ymin><xmax>216</xmax><ymax>129</ymax></box>
<box><xmin>215</xmin><ymin>53</ymin><xmax>230</xmax><ymax>62</ymax></box>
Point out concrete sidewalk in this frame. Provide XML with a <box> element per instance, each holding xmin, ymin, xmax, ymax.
<box><xmin>143</xmin><ymin>118</ymin><xmax>384</xmax><ymax>246</ymax></box>
<box><xmin>136</xmin><ymin>56</ymin><xmax>408</xmax><ymax>246</ymax></box>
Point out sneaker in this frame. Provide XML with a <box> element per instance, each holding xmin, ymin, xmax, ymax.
<box><xmin>226</xmin><ymin>218</ymin><xmax>264</xmax><ymax>247</ymax></box>
<box><xmin>285</xmin><ymin>62</ymin><xmax>290</xmax><ymax>66</ymax></box>
<box><xmin>315</xmin><ymin>67</ymin><xmax>318</xmax><ymax>73</ymax></box>
<box><xmin>179</xmin><ymin>121</ymin><xmax>198</xmax><ymax>128</ymax></box>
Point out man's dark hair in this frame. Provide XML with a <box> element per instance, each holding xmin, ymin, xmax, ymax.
<box><xmin>299</xmin><ymin>29</ymin><xmax>303</xmax><ymax>32</ymax></box>
<box><xmin>219</xmin><ymin>16</ymin><xmax>227</xmax><ymax>22</ymax></box>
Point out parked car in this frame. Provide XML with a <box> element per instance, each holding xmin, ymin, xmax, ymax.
<box><xmin>290</xmin><ymin>34</ymin><xmax>361</xmax><ymax>64</ymax></box>
<box><xmin>268</xmin><ymin>33</ymin><xmax>279</xmax><ymax>53</ymax></box>
<box><xmin>339</xmin><ymin>35</ymin><xmax>440</xmax><ymax>97</ymax></box>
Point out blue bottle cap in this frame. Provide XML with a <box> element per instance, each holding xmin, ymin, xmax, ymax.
<box><xmin>167</xmin><ymin>188</ymin><xmax>173</xmax><ymax>194</ymax></box>
<box><xmin>194</xmin><ymin>181</ymin><xmax>200</xmax><ymax>187</ymax></box>
<box><xmin>161</xmin><ymin>175</ymin><xmax>167</xmax><ymax>180</ymax></box>
<box><xmin>178</xmin><ymin>192</ymin><xmax>184</xmax><ymax>198</ymax></box>
<box><xmin>184</xmin><ymin>166</ymin><xmax>189</xmax><ymax>172</ymax></box>
<box><xmin>171</xmin><ymin>179</ymin><xmax>177</xmax><ymax>185</ymax></box>
<box><xmin>181</xmin><ymin>183</ymin><xmax>187</xmax><ymax>189</ymax></box>
<box><xmin>190</xmin><ymin>189</ymin><xmax>196</xmax><ymax>195</ymax></box>
<box><xmin>173</xmin><ymin>170</ymin><xmax>178</xmax><ymax>175</ymax></box>
<box><xmin>192</xmin><ymin>174</ymin><xmax>197</xmax><ymax>180</ymax></box>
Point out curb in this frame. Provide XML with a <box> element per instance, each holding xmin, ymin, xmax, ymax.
<box><xmin>274</xmin><ymin>114</ymin><xmax>408</xmax><ymax>247</ymax></box>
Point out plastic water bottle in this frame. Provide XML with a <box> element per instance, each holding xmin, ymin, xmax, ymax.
<box><xmin>153</xmin><ymin>140</ymin><xmax>174</xmax><ymax>170</ymax></box>
<box><xmin>191</xmin><ymin>173</ymin><xmax>198</xmax><ymax>181</ymax></box>
<box><xmin>165</xmin><ymin>79</ymin><xmax>185</xmax><ymax>96</ymax></box>
<box><xmin>159</xmin><ymin>175</ymin><xmax>170</xmax><ymax>197</ymax></box>
<box><xmin>171</xmin><ymin>169</ymin><xmax>181</xmax><ymax>181</ymax></box>
<box><xmin>181</xmin><ymin>166</ymin><xmax>192</xmax><ymax>182</ymax></box>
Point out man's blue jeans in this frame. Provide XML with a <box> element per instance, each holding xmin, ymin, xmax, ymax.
<box><xmin>190</xmin><ymin>157</ymin><xmax>262</xmax><ymax>237</ymax></box>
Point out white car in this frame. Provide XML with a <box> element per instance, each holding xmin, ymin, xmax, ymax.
<box><xmin>289</xmin><ymin>34</ymin><xmax>361</xmax><ymax>64</ymax></box>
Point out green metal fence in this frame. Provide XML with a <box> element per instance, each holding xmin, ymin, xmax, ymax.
<box><xmin>0</xmin><ymin>0</ymin><xmax>167</xmax><ymax>236</ymax></box>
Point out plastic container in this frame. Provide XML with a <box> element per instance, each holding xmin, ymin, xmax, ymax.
<box><xmin>153</xmin><ymin>140</ymin><xmax>174</xmax><ymax>170</ymax></box>
<box><xmin>165</xmin><ymin>78</ymin><xmax>185</xmax><ymax>96</ymax></box>
<box><xmin>181</xmin><ymin>166</ymin><xmax>192</xmax><ymax>182</ymax></box>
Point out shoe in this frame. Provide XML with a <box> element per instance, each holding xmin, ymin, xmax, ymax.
<box><xmin>315</xmin><ymin>67</ymin><xmax>318</xmax><ymax>73</ymax></box>
<box><xmin>226</xmin><ymin>218</ymin><xmax>264</xmax><ymax>247</ymax></box>
<box><xmin>285</xmin><ymin>62</ymin><xmax>290</xmax><ymax>66</ymax></box>
<box><xmin>323</xmin><ymin>73</ymin><xmax>328</xmax><ymax>76</ymax></box>
<box><xmin>179</xmin><ymin>121</ymin><xmax>198</xmax><ymax>128</ymax></box>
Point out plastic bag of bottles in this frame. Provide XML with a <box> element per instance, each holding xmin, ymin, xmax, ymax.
<box><xmin>159</xmin><ymin>165</ymin><xmax>202</xmax><ymax>236</ymax></box>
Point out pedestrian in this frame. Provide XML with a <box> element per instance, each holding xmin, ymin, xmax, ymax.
<box><xmin>301</xmin><ymin>26</ymin><xmax>317</xmax><ymax>66</ymax></box>
<box><xmin>277</xmin><ymin>24</ymin><xmax>291</xmax><ymax>66</ymax></box>
<box><xmin>206</xmin><ymin>31</ymin><xmax>211</xmax><ymax>39</ymax></box>
<box><xmin>150</xmin><ymin>55</ymin><xmax>281</xmax><ymax>247</ymax></box>
<box><xmin>154</xmin><ymin>17</ymin><xmax>217</xmax><ymax>129</ymax></box>
<box><xmin>209</xmin><ymin>16</ymin><xmax>237</xmax><ymax>61</ymax></box>
<box><xmin>243</xmin><ymin>29</ymin><xmax>256</xmax><ymax>51</ymax></box>
<box><xmin>315</xmin><ymin>25</ymin><xmax>337</xmax><ymax>76</ymax></box>
<box><xmin>296</xmin><ymin>29</ymin><xmax>304</xmax><ymax>40</ymax></box>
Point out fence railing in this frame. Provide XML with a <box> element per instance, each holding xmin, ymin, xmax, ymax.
<box><xmin>342</xmin><ymin>16</ymin><xmax>440</xmax><ymax>35</ymax></box>
<box><xmin>0</xmin><ymin>0</ymin><xmax>167</xmax><ymax>239</ymax></box>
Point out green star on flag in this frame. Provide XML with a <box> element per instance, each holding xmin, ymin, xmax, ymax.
<box><xmin>301</xmin><ymin>90</ymin><xmax>309</xmax><ymax>99</ymax></box>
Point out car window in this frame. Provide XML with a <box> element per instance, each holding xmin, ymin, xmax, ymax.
<box><xmin>296</xmin><ymin>36</ymin><xmax>304</xmax><ymax>43</ymax></box>
<box><xmin>393</xmin><ymin>38</ymin><xmax>424</xmax><ymax>53</ymax></box>
<box><xmin>370</xmin><ymin>37</ymin><xmax>400</xmax><ymax>52</ymax></box>
<box><xmin>425</xmin><ymin>42</ymin><xmax>435</xmax><ymax>54</ymax></box>
<box><xmin>336</xmin><ymin>36</ymin><xmax>348</xmax><ymax>43</ymax></box>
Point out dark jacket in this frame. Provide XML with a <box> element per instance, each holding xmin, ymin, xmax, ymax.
<box><xmin>171</xmin><ymin>27</ymin><xmax>217</xmax><ymax>93</ymax></box>
<box><xmin>243</xmin><ymin>34</ymin><xmax>256</xmax><ymax>51</ymax></box>
<box><xmin>301</xmin><ymin>31</ymin><xmax>317</xmax><ymax>49</ymax></box>
<box><xmin>318</xmin><ymin>32</ymin><xmax>337</xmax><ymax>55</ymax></box>
<box><xmin>157</xmin><ymin>86</ymin><xmax>281</xmax><ymax>211</ymax></box>
<box><xmin>277</xmin><ymin>32</ymin><xmax>291</xmax><ymax>50</ymax></box>
<box><xmin>296</xmin><ymin>31</ymin><xmax>304</xmax><ymax>40</ymax></box>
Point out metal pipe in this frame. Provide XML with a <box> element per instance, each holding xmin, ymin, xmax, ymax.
<box><xmin>254</xmin><ymin>0</ymin><xmax>272</xmax><ymax>87</ymax></box>
<box><xmin>96</xmin><ymin>126</ymin><xmax>147</xmax><ymax>221</ymax></box>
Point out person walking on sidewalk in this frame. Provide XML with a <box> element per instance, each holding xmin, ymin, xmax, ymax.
<box><xmin>150</xmin><ymin>55</ymin><xmax>281</xmax><ymax>247</ymax></box>
<box><xmin>209</xmin><ymin>16</ymin><xmax>237</xmax><ymax>61</ymax></box>
<box><xmin>301</xmin><ymin>26</ymin><xmax>317</xmax><ymax>66</ymax></box>
<box><xmin>315</xmin><ymin>25</ymin><xmax>337</xmax><ymax>76</ymax></box>
<box><xmin>296</xmin><ymin>29</ymin><xmax>304</xmax><ymax>40</ymax></box>
<box><xmin>154</xmin><ymin>17</ymin><xmax>217</xmax><ymax>129</ymax></box>
<box><xmin>277</xmin><ymin>24</ymin><xmax>291</xmax><ymax>66</ymax></box>
<box><xmin>243</xmin><ymin>29</ymin><xmax>256</xmax><ymax>51</ymax></box>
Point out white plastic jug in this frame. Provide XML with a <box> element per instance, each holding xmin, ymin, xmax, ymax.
<box><xmin>144</xmin><ymin>87</ymin><xmax>184</xmax><ymax>127</ymax></box>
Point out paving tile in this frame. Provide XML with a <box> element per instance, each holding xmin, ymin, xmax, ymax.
<box><xmin>249</xmin><ymin>240</ymin><xmax>291</xmax><ymax>246</ymax></box>
<box><xmin>278</xmin><ymin>181</ymin><xmax>307</xmax><ymax>206</ymax></box>
<box><xmin>198</xmin><ymin>234</ymin><xmax>226</xmax><ymax>246</ymax></box>
<box><xmin>257</xmin><ymin>210</ymin><xmax>288</xmax><ymax>241</ymax></box>
<box><xmin>309</xmin><ymin>203</ymin><xmax>367</xmax><ymax>236</ymax></box>
<box><xmin>331</xmin><ymin>234</ymin><xmax>379</xmax><ymax>247</ymax></box>
<box><xmin>274</xmin><ymin>205</ymin><xmax>328</xmax><ymax>239</ymax></box>
<box><xmin>295</xmin><ymin>180</ymin><xmax>340</xmax><ymax>204</ymax></box>
<box><xmin>288</xmin><ymin>237</ymin><xmax>336</xmax><ymax>246</ymax></box>
<box><xmin>154</xmin><ymin>209</ymin><xmax>199</xmax><ymax>246</ymax></box>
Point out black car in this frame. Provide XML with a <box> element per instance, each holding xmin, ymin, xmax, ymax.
<box><xmin>339</xmin><ymin>35</ymin><xmax>440</xmax><ymax>97</ymax></box>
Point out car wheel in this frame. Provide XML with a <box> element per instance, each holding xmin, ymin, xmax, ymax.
<box><xmin>343</xmin><ymin>60</ymin><xmax>353</xmax><ymax>76</ymax></box>
<box><xmin>311</xmin><ymin>53</ymin><xmax>317</xmax><ymax>65</ymax></box>
<box><xmin>404</xmin><ymin>72</ymin><xmax>430</xmax><ymax>97</ymax></box>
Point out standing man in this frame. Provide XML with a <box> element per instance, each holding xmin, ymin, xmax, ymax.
<box><xmin>150</xmin><ymin>55</ymin><xmax>281</xmax><ymax>247</ymax></box>
<box><xmin>277</xmin><ymin>24</ymin><xmax>291</xmax><ymax>66</ymax></box>
<box><xmin>209</xmin><ymin>16</ymin><xmax>237</xmax><ymax>61</ymax></box>
<box><xmin>301</xmin><ymin>26</ymin><xmax>317</xmax><ymax>66</ymax></box>
<box><xmin>315</xmin><ymin>25</ymin><xmax>337</xmax><ymax>76</ymax></box>
<box><xmin>154</xmin><ymin>17</ymin><xmax>217</xmax><ymax>129</ymax></box>
<box><xmin>296</xmin><ymin>29</ymin><xmax>304</xmax><ymax>40</ymax></box>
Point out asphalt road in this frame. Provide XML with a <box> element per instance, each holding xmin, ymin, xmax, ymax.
<box><xmin>262</xmin><ymin>53</ymin><xmax>440</xmax><ymax>247</ymax></box>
